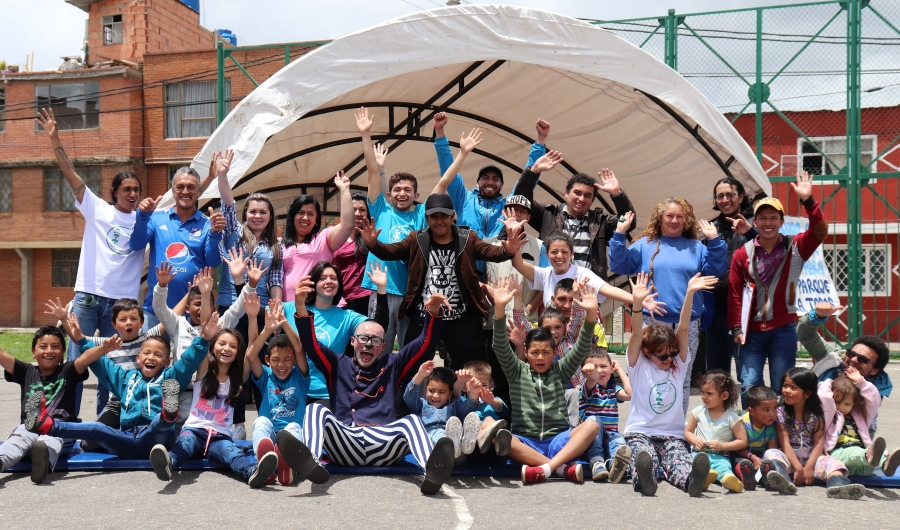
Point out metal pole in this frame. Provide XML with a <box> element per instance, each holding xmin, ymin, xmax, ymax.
<box><xmin>846</xmin><ymin>0</ymin><xmax>862</xmax><ymax>338</ymax></box>
<box><xmin>665</xmin><ymin>9</ymin><xmax>676</xmax><ymax>69</ymax></box>
<box><xmin>216</xmin><ymin>41</ymin><xmax>226</xmax><ymax>125</ymax></box>
<box><xmin>755</xmin><ymin>9</ymin><xmax>763</xmax><ymax>164</ymax></box>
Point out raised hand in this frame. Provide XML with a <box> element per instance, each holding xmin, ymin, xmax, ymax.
<box><xmin>36</xmin><ymin>108</ymin><xmax>59</xmax><ymax>138</ymax></box>
<box><xmin>67</xmin><ymin>313</ymin><xmax>84</xmax><ymax>342</ymax></box>
<box><xmin>791</xmin><ymin>170</ymin><xmax>814</xmax><ymax>202</ymax></box>
<box><xmin>355</xmin><ymin>106</ymin><xmax>374</xmax><ymax>134</ymax></box>
<box><xmin>641</xmin><ymin>290</ymin><xmax>667</xmax><ymax>318</ymax></box>
<box><xmin>359</xmin><ymin>216</ymin><xmax>382</xmax><ymax>247</ymax></box>
<box><xmin>500</xmin><ymin>229</ymin><xmax>527</xmax><ymax>256</ymax></box>
<box><xmin>247</xmin><ymin>258</ymin><xmax>269</xmax><ymax>287</ymax></box>
<box><xmin>216</xmin><ymin>148</ymin><xmax>234</xmax><ymax>177</ymax></box>
<box><xmin>208</xmin><ymin>207</ymin><xmax>226</xmax><ymax>233</ymax></box>
<box><xmin>418</xmin><ymin>360</ymin><xmax>436</xmax><ymax>379</ymax></box>
<box><xmin>201</xmin><ymin>311</ymin><xmax>221</xmax><ymax>340</ymax></box>
<box><xmin>814</xmin><ymin>301</ymin><xmax>844</xmax><ymax>319</ymax></box>
<box><xmin>581</xmin><ymin>362</ymin><xmax>597</xmax><ymax>379</ymax></box>
<box><xmin>223</xmin><ymin>247</ymin><xmax>249</xmax><ymax>281</ymax></box>
<box><xmin>616</xmin><ymin>211</ymin><xmax>634</xmax><ymax>235</ymax></box>
<box><xmin>466</xmin><ymin>377</ymin><xmax>483</xmax><ymax>400</ymax></box>
<box><xmin>365</xmin><ymin>261</ymin><xmax>387</xmax><ymax>291</ymax></box>
<box><xmin>196</xmin><ymin>267</ymin><xmax>214</xmax><ymax>294</ymax></box>
<box><xmin>294</xmin><ymin>276</ymin><xmax>315</xmax><ymax>303</ymax></box>
<box><xmin>459</xmin><ymin>128</ymin><xmax>483</xmax><ymax>154</ymax></box>
<box><xmin>480</xmin><ymin>386</ymin><xmax>497</xmax><ymax>405</ymax></box>
<box><xmin>698</xmin><ymin>219</ymin><xmax>718</xmax><ymax>240</ymax></box>
<box><xmin>630</xmin><ymin>272</ymin><xmax>652</xmax><ymax>305</ymax></box>
<box><xmin>424</xmin><ymin>292</ymin><xmax>453</xmax><ymax>317</ymax></box>
<box><xmin>101</xmin><ymin>335</ymin><xmax>124</xmax><ymax>354</ymax></box>
<box><xmin>506</xmin><ymin>274</ymin><xmax>524</xmax><ymax>300</ymax></box>
<box><xmin>373</xmin><ymin>143</ymin><xmax>388</xmax><ymax>170</ymax></box>
<box><xmin>507</xmin><ymin>317</ymin><xmax>527</xmax><ymax>347</ymax></box>
<box><xmin>156</xmin><ymin>261</ymin><xmax>177</xmax><ymax>287</ymax></box>
<box><xmin>334</xmin><ymin>170</ymin><xmax>351</xmax><ymax>192</ymax></box>
<box><xmin>501</xmin><ymin>207</ymin><xmax>527</xmax><ymax>234</ymax></box>
<box><xmin>433</xmin><ymin>112</ymin><xmax>448</xmax><ymax>133</ymax></box>
<box><xmin>139</xmin><ymin>195</ymin><xmax>163</xmax><ymax>213</ymax></box>
<box><xmin>244</xmin><ymin>291</ymin><xmax>261</xmax><ymax>319</ymax></box>
<box><xmin>845</xmin><ymin>365</ymin><xmax>863</xmax><ymax>383</ymax></box>
<box><xmin>491</xmin><ymin>276</ymin><xmax>517</xmax><ymax>309</ymax></box>
<box><xmin>208</xmin><ymin>151</ymin><xmax>220</xmax><ymax>181</ymax></box>
<box><xmin>687</xmin><ymin>272</ymin><xmax>718</xmax><ymax>293</ymax></box>
<box><xmin>535</xmin><ymin>118</ymin><xmax>550</xmax><ymax>144</ymax></box>
<box><xmin>725</xmin><ymin>214</ymin><xmax>753</xmax><ymax>235</ymax></box>
<box><xmin>595</xmin><ymin>168</ymin><xmax>621</xmax><ymax>196</ymax></box>
<box><xmin>43</xmin><ymin>297</ymin><xmax>68</xmax><ymax>322</ymax></box>
<box><xmin>572</xmin><ymin>283</ymin><xmax>599</xmax><ymax>313</ymax></box>
<box><xmin>264</xmin><ymin>301</ymin><xmax>287</xmax><ymax>332</ymax></box>
<box><xmin>531</xmin><ymin>150</ymin><xmax>563</xmax><ymax>173</ymax></box>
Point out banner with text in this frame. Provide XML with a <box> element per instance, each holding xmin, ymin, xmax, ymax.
<box><xmin>781</xmin><ymin>216</ymin><xmax>841</xmax><ymax>313</ymax></box>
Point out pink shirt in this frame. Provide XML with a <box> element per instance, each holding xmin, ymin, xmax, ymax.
<box><xmin>333</xmin><ymin>239</ymin><xmax>373</xmax><ymax>303</ymax></box>
<box><xmin>282</xmin><ymin>227</ymin><xmax>334</xmax><ymax>303</ymax></box>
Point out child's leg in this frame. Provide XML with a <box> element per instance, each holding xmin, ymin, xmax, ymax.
<box><xmin>167</xmin><ymin>429</ymin><xmax>204</xmax><ymax>471</ymax></box>
<box><xmin>544</xmin><ymin>420</ymin><xmax>600</xmax><ymax>471</ymax></box>
<box><xmin>0</xmin><ymin>425</ymin><xmax>37</xmax><ymax>471</ymax></box>
<box><xmin>829</xmin><ymin>447</ymin><xmax>874</xmax><ymax>476</ymax></box>
<box><xmin>813</xmin><ymin>454</ymin><xmax>848</xmax><ymax>481</ymax></box>
<box><xmin>281</xmin><ymin>421</ymin><xmax>303</xmax><ymax>442</ymax></box>
<box><xmin>657</xmin><ymin>437</ymin><xmax>694</xmax><ymax>489</ymax></box>
<box><xmin>46</xmin><ymin>421</ymin><xmax>145</xmax><ymax>457</ymax></box>
<box><xmin>762</xmin><ymin>448</ymin><xmax>793</xmax><ymax>472</ymax></box>
<box><xmin>429</xmin><ymin>428</ymin><xmax>445</xmax><ymax>445</ymax></box>
<box><xmin>207</xmin><ymin>437</ymin><xmax>258</xmax><ymax>482</ymax></box>
<box><xmin>251</xmin><ymin>416</ymin><xmax>275</xmax><ymax>454</ymax></box>
<box><xmin>581</xmin><ymin>418</ymin><xmax>606</xmax><ymax>467</ymax></box>
<box><xmin>708</xmin><ymin>453</ymin><xmax>735</xmax><ymax>479</ymax></box>
<box><xmin>625</xmin><ymin>433</ymin><xmax>659</xmax><ymax>486</ymax></box>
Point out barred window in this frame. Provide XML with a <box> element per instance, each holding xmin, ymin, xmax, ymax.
<box><xmin>51</xmin><ymin>249</ymin><xmax>81</xmax><ymax>287</ymax></box>
<box><xmin>44</xmin><ymin>167</ymin><xmax>101</xmax><ymax>211</ymax></box>
<box><xmin>0</xmin><ymin>169</ymin><xmax>11</xmax><ymax>212</ymax></box>
<box><xmin>823</xmin><ymin>244</ymin><xmax>891</xmax><ymax>297</ymax></box>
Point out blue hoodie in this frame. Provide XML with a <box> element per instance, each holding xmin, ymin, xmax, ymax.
<box><xmin>88</xmin><ymin>335</ymin><xmax>208</xmax><ymax>431</ymax></box>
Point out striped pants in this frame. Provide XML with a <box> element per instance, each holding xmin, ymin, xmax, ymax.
<box><xmin>302</xmin><ymin>403</ymin><xmax>433</xmax><ymax>469</ymax></box>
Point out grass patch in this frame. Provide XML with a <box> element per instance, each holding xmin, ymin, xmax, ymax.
<box><xmin>0</xmin><ymin>331</ymin><xmax>34</xmax><ymax>362</ymax></box>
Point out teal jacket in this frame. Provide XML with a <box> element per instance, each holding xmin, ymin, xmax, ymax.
<box><xmin>89</xmin><ymin>336</ymin><xmax>208</xmax><ymax>431</ymax></box>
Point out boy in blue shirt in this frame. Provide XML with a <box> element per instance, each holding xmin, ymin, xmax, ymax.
<box><xmin>404</xmin><ymin>361</ymin><xmax>479</xmax><ymax>459</ymax></box>
<box><xmin>459</xmin><ymin>360</ymin><xmax>512</xmax><ymax>456</ymax></box>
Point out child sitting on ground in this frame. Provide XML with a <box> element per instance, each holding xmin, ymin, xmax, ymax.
<box><xmin>733</xmin><ymin>385</ymin><xmax>780</xmax><ymax>491</ymax></box>
<box><xmin>684</xmin><ymin>370</ymin><xmax>748</xmax><ymax>493</ymax></box>
<box><xmin>0</xmin><ymin>323</ymin><xmax>94</xmax><ymax>483</ymax></box>
<box><xmin>579</xmin><ymin>350</ymin><xmax>632</xmax><ymax>483</ymax></box>
<box><xmin>459</xmin><ymin>360</ymin><xmax>512</xmax><ymax>456</ymax></box>
<box><xmin>763</xmin><ymin>367</ymin><xmax>865</xmax><ymax>499</ymax></box>
<box><xmin>820</xmin><ymin>370</ymin><xmax>900</xmax><ymax>478</ymax></box>
<box><xmin>404</xmin><ymin>361</ymin><xmax>479</xmax><ymax>459</ymax></box>
<box><xmin>245</xmin><ymin>300</ymin><xmax>310</xmax><ymax>486</ymax></box>
<box><xmin>150</xmin><ymin>324</ymin><xmax>278</xmax><ymax>488</ymax></box>
<box><xmin>491</xmin><ymin>275</ymin><xmax>601</xmax><ymax>485</ymax></box>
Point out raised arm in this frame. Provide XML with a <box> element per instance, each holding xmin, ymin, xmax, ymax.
<box><xmin>608</xmin><ymin>211</ymin><xmax>643</xmax><ymax>276</ymax></box>
<box><xmin>204</xmin><ymin>207</ymin><xmax>225</xmax><ymax>267</ymax></box>
<box><xmin>792</xmin><ymin>171</ymin><xmax>829</xmax><ymax>260</ymax></box>
<box><xmin>558</xmin><ymin>285</ymin><xmax>599</xmax><ymax>379</ymax></box>
<box><xmin>360</xmin><ymin>217</ymin><xmax>414</xmax><ymax>262</ymax></box>
<box><xmin>215</xmin><ymin>149</ymin><xmax>235</xmax><ymax>206</ymax></box>
<box><xmin>153</xmin><ymin>262</ymin><xmax>185</xmax><ymax>333</ymax></box>
<box><xmin>356</xmin><ymin>107</ymin><xmax>387</xmax><ymax>202</ymax></box>
<box><xmin>677</xmin><ymin>273</ymin><xmax>718</xmax><ymax>363</ymax></box>
<box><xmin>799</xmin><ymin>303</ymin><xmax>845</xmax><ymax>363</ymax></box>
<box><xmin>246</xmin><ymin>302</ymin><xmax>279</xmax><ymax>379</ymax></box>
<box><xmin>74</xmin><ymin>335</ymin><xmax>123</xmax><ymax>375</ymax></box>
<box><xmin>129</xmin><ymin>195</ymin><xmax>162</xmax><ymax>251</ymax></box>
<box><xmin>396</xmin><ymin>295</ymin><xmax>446</xmax><ymax>383</ymax></box>
<box><xmin>698</xmin><ymin>219</ymin><xmax>728</xmax><ymax>277</ymax></box>
<box><xmin>327</xmin><ymin>171</ymin><xmax>355</xmax><ymax>252</ymax></box>
<box><xmin>492</xmin><ymin>276</ymin><xmax>525</xmax><ymax>377</ymax></box>
<box><xmin>294</xmin><ymin>310</ymin><xmax>339</xmax><ymax>394</ymax></box>
<box><xmin>626</xmin><ymin>273</ymin><xmax>652</xmax><ymax>368</ymax></box>
<box><xmin>525</xmin><ymin>119</ymin><xmax>550</xmax><ymax>169</ymax></box>
<box><xmin>36</xmin><ymin>108</ymin><xmax>88</xmax><ymax>204</ymax></box>
<box><xmin>431</xmin><ymin>127</ymin><xmax>483</xmax><ymax>195</ymax></box>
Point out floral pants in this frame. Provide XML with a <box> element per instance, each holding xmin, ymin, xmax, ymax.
<box><xmin>764</xmin><ymin>447</ymin><xmax>847</xmax><ymax>480</ymax></box>
<box><xmin>625</xmin><ymin>433</ymin><xmax>693</xmax><ymax>489</ymax></box>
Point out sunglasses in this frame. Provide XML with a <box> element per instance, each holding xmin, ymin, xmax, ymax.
<box><xmin>354</xmin><ymin>334</ymin><xmax>385</xmax><ymax>347</ymax></box>
<box><xmin>846</xmin><ymin>350</ymin><xmax>872</xmax><ymax>365</ymax></box>
<box><xmin>648</xmin><ymin>349</ymin><xmax>679</xmax><ymax>362</ymax></box>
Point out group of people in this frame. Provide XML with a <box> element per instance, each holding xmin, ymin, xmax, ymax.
<box><xmin>0</xmin><ymin>106</ymin><xmax>895</xmax><ymax>499</ymax></box>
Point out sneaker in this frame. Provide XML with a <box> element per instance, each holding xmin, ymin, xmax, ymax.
<box><xmin>826</xmin><ymin>474</ymin><xmax>866</xmax><ymax>500</ymax></box>
<box><xmin>687</xmin><ymin>452</ymin><xmax>711</xmax><ymax>497</ymax></box>
<box><xmin>30</xmin><ymin>440</ymin><xmax>50</xmax><ymax>484</ymax></box>
<box><xmin>149</xmin><ymin>444</ymin><xmax>172</xmax><ymax>481</ymax></box>
<box><xmin>477</xmin><ymin>419</ymin><xmax>506</xmax><ymax>454</ymax></box>
<box><xmin>634</xmin><ymin>450</ymin><xmax>657</xmax><ymax>496</ymax></box>
<box><xmin>867</xmin><ymin>436</ymin><xmax>886</xmax><ymax>468</ymax></box>
<box><xmin>882</xmin><ymin>449</ymin><xmax>900</xmax><ymax>476</ymax></box>
<box><xmin>759</xmin><ymin>459</ymin><xmax>775</xmax><ymax>490</ymax></box>
<box><xmin>249</xmin><ymin>452</ymin><xmax>278</xmax><ymax>488</ymax></box>
<box><xmin>591</xmin><ymin>461</ymin><xmax>609</xmax><ymax>482</ymax></box>
<box><xmin>609</xmin><ymin>445</ymin><xmax>631</xmax><ymax>484</ymax></box>
<box><xmin>276</xmin><ymin>430</ymin><xmax>329</xmax><ymax>485</ymax></box>
<box><xmin>274</xmin><ymin>446</ymin><xmax>294</xmax><ymax>486</ymax></box>
<box><xmin>521</xmin><ymin>465</ymin><xmax>547</xmax><ymax>485</ymax></box>
<box><xmin>255</xmin><ymin>437</ymin><xmax>277</xmax><ymax>484</ymax></box>
<box><xmin>563</xmin><ymin>464</ymin><xmax>584</xmax><ymax>484</ymax></box>
<box><xmin>24</xmin><ymin>389</ymin><xmax>52</xmax><ymax>435</ymax></box>
<box><xmin>160</xmin><ymin>379</ymin><xmax>180</xmax><ymax>423</ymax></box>
<box><xmin>703</xmin><ymin>469</ymin><xmax>719</xmax><ymax>491</ymax></box>
<box><xmin>444</xmin><ymin>416</ymin><xmax>463</xmax><ymax>459</ymax></box>
<box><xmin>766</xmin><ymin>470</ymin><xmax>797</xmax><ymax>495</ymax></box>
<box><xmin>232</xmin><ymin>424</ymin><xmax>247</xmax><ymax>441</ymax></box>
<box><xmin>493</xmin><ymin>429</ymin><xmax>512</xmax><ymax>457</ymax></box>
<box><xmin>735</xmin><ymin>459</ymin><xmax>757</xmax><ymax>491</ymax></box>
<box><xmin>721</xmin><ymin>473</ymin><xmax>744</xmax><ymax>493</ymax></box>
<box><xmin>421</xmin><ymin>437</ymin><xmax>455</xmax><ymax>495</ymax></box>
<box><xmin>460</xmin><ymin>413</ymin><xmax>480</xmax><ymax>455</ymax></box>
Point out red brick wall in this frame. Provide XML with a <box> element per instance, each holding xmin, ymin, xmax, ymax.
<box><xmin>0</xmin><ymin>250</ymin><xmax>22</xmax><ymax>327</ymax></box>
<box><xmin>32</xmin><ymin>249</ymin><xmax>81</xmax><ymax>327</ymax></box>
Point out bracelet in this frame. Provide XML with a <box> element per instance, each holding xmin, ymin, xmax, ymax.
<box><xmin>378</xmin><ymin>170</ymin><xmax>386</xmax><ymax>177</ymax></box>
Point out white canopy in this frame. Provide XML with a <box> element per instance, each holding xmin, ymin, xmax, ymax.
<box><xmin>179</xmin><ymin>4</ymin><xmax>770</xmax><ymax>229</ymax></box>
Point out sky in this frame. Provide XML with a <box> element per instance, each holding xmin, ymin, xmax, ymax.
<box><xmin>1</xmin><ymin>0</ymin><xmax>805</xmax><ymax>72</ymax></box>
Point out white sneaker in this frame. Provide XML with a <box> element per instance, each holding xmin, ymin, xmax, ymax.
<box><xmin>232</xmin><ymin>424</ymin><xmax>246</xmax><ymax>440</ymax></box>
<box><xmin>460</xmin><ymin>412</ymin><xmax>480</xmax><ymax>455</ymax></box>
<box><xmin>444</xmin><ymin>416</ymin><xmax>463</xmax><ymax>459</ymax></box>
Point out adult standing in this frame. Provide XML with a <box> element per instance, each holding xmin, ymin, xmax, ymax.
<box><xmin>36</xmin><ymin>108</ymin><xmax>144</xmax><ymax>416</ymax></box>
<box><xmin>129</xmin><ymin>167</ymin><xmax>225</xmax><ymax>331</ymax></box>
<box><xmin>705</xmin><ymin>178</ymin><xmax>757</xmax><ymax>381</ymax></box>
<box><xmin>332</xmin><ymin>191</ymin><xmax>373</xmax><ymax>316</ymax></box>
<box><xmin>280</xmin><ymin>173</ymin><xmax>354</xmax><ymax>303</ymax></box>
<box><xmin>608</xmin><ymin>200</ymin><xmax>727</xmax><ymax>413</ymax></box>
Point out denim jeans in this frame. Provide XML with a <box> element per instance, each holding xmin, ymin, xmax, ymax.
<box><xmin>48</xmin><ymin>414</ymin><xmax>175</xmax><ymax>458</ymax></box>
<box><xmin>142</xmin><ymin>310</ymin><xmax>162</xmax><ymax>333</ymax></box>
<box><xmin>739</xmin><ymin>323</ymin><xmax>798</xmax><ymax>408</ymax></box>
<box><xmin>704</xmin><ymin>311</ymin><xmax>742</xmax><ymax>385</ymax></box>
<box><xmin>169</xmin><ymin>427</ymin><xmax>257</xmax><ymax>481</ymax></box>
<box><xmin>251</xmin><ymin>416</ymin><xmax>303</xmax><ymax>454</ymax></box>
<box><xmin>583</xmin><ymin>417</ymin><xmax>626</xmax><ymax>466</ymax></box>
<box><xmin>67</xmin><ymin>291</ymin><xmax>118</xmax><ymax>417</ymax></box>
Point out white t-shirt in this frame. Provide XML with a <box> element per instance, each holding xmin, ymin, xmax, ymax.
<box><xmin>624</xmin><ymin>348</ymin><xmax>690</xmax><ymax>438</ymax></box>
<box><xmin>74</xmin><ymin>189</ymin><xmax>141</xmax><ymax>300</ymax></box>
<box><xmin>528</xmin><ymin>263</ymin><xmax>608</xmax><ymax>308</ymax></box>
<box><xmin>183</xmin><ymin>379</ymin><xmax>234</xmax><ymax>437</ymax></box>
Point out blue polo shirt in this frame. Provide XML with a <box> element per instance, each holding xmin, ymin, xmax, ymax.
<box><xmin>129</xmin><ymin>207</ymin><xmax>223</xmax><ymax>315</ymax></box>
<box><xmin>360</xmin><ymin>194</ymin><xmax>426</xmax><ymax>296</ymax></box>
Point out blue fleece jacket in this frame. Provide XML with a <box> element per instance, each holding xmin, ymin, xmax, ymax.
<box><xmin>404</xmin><ymin>381</ymin><xmax>479</xmax><ymax>435</ymax></box>
<box><xmin>608</xmin><ymin>232</ymin><xmax>727</xmax><ymax>324</ymax></box>
<box><xmin>88</xmin><ymin>335</ymin><xmax>208</xmax><ymax>431</ymax></box>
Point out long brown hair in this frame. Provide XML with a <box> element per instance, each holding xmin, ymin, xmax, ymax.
<box><xmin>640</xmin><ymin>197</ymin><xmax>700</xmax><ymax>282</ymax></box>
<box><xmin>241</xmin><ymin>193</ymin><xmax>281</xmax><ymax>272</ymax></box>
<box><xmin>201</xmin><ymin>328</ymin><xmax>245</xmax><ymax>405</ymax></box>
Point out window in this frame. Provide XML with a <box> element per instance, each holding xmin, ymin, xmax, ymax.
<box><xmin>0</xmin><ymin>170</ymin><xmax>10</xmax><ymax>212</ymax></box>
<box><xmin>44</xmin><ymin>167</ymin><xmax>101</xmax><ymax>212</ymax></box>
<box><xmin>799</xmin><ymin>136</ymin><xmax>877</xmax><ymax>182</ymax></box>
<box><xmin>103</xmin><ymin>15</ymin><xmax>123</xmax><ymax>45</ymax></box>
<box><xmin>35</xmin><ymin>83</ymin><xmax>100</xmax><ymax>131</ymax></box>
<box><xmin>51</xmin><ymin>249</ymin><xmax>81</xmax><ymax>287</ymax></box>
<box><xmin>0</xmin><ymin>87</ymin><xmax>5</xmax><ymax>133</ymax></box>
<box><xmin>824</xmin><ymin>244</ymin><xmax>892</xmax><ymax>296</ymax></box>
<box><xmin>164</xmin><ymin>81</ymin><xmax>230</xmax><ymax>138</ymax></box>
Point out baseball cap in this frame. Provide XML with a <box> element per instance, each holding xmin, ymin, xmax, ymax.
<box><xmin>478</xmin><ymin>164</ymin><xmax>504</xmax><ymax>183</ymax></box>
<box><xmin>753</xmin><ymin>197</ymin><xmax>784</xmax><ymax>215</ymax></box>
<box><xmin>505</xmin><ymin>195</ymin><xmax>532</xmax><ymax>211</ymax></box>
<box><xmin>425</xmin><ymin>193</ymin><xmax>455</xmax><ymax>216</ymax></box>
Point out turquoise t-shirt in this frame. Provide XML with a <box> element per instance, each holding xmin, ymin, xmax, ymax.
<box><xmin>282</xmin><ymin>302</ymin><xmax>367</xmax><ymax>400</ymax></box>
<box><xmin>252</xmin><ymin>364</ymin><xmax>310</xmax><ymax>431</ymax></box>
<box><xmin>360</xmin><ymin>193</ymin><xmax>426</xmax><ymax>296</ymax></box>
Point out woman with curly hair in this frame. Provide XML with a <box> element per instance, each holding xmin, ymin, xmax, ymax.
<box><xmin>608</xmin><ymin>197</ymin><xmax>728</xmax><ymax>413</ymax></box>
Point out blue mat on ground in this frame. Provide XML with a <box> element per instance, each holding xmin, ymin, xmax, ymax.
<box><xmin>4</xmin><ymin>440</ymin><xmax>900</xmax><ymax>486</ymax></box>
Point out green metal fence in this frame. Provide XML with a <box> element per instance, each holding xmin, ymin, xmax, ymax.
<box><xmin>590</xmin><ymin>0</ymin><xmax>900</xmax><ymax>349</ymax></box>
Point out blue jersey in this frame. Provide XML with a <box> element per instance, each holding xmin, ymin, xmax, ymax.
<box><xmin>253</xmin><ymin>365</ymin><xmax>311</xmax><ymax>431</ymax></box>
<box><xmin>360</xmin><ymin>194</ymin><xmax>426</xmax><ymax>296</ymax></box>
<box><xmin>129</xmin><ymin>207</ymin><xmax>223</xmax><ymax>315</ymax></box>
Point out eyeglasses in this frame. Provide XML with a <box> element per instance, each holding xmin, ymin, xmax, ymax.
<box><xmin>649</xmin><ymin>350</ymin><xmax>679</xmax><ymax>362</ymax></box>
<box><xmin>715</xmin><ymin>192</ymin><xmax>739</xmax><ymax>202</ymax></box>
<box><xmin>354</xmin><ymin>334</ymin><xmax>385</xmax><ymax>347</ymax></box>
<box><xmin>846</xmin><ymin>350</ymin><xmax>872</xmax><ymax>365</ymax></box>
